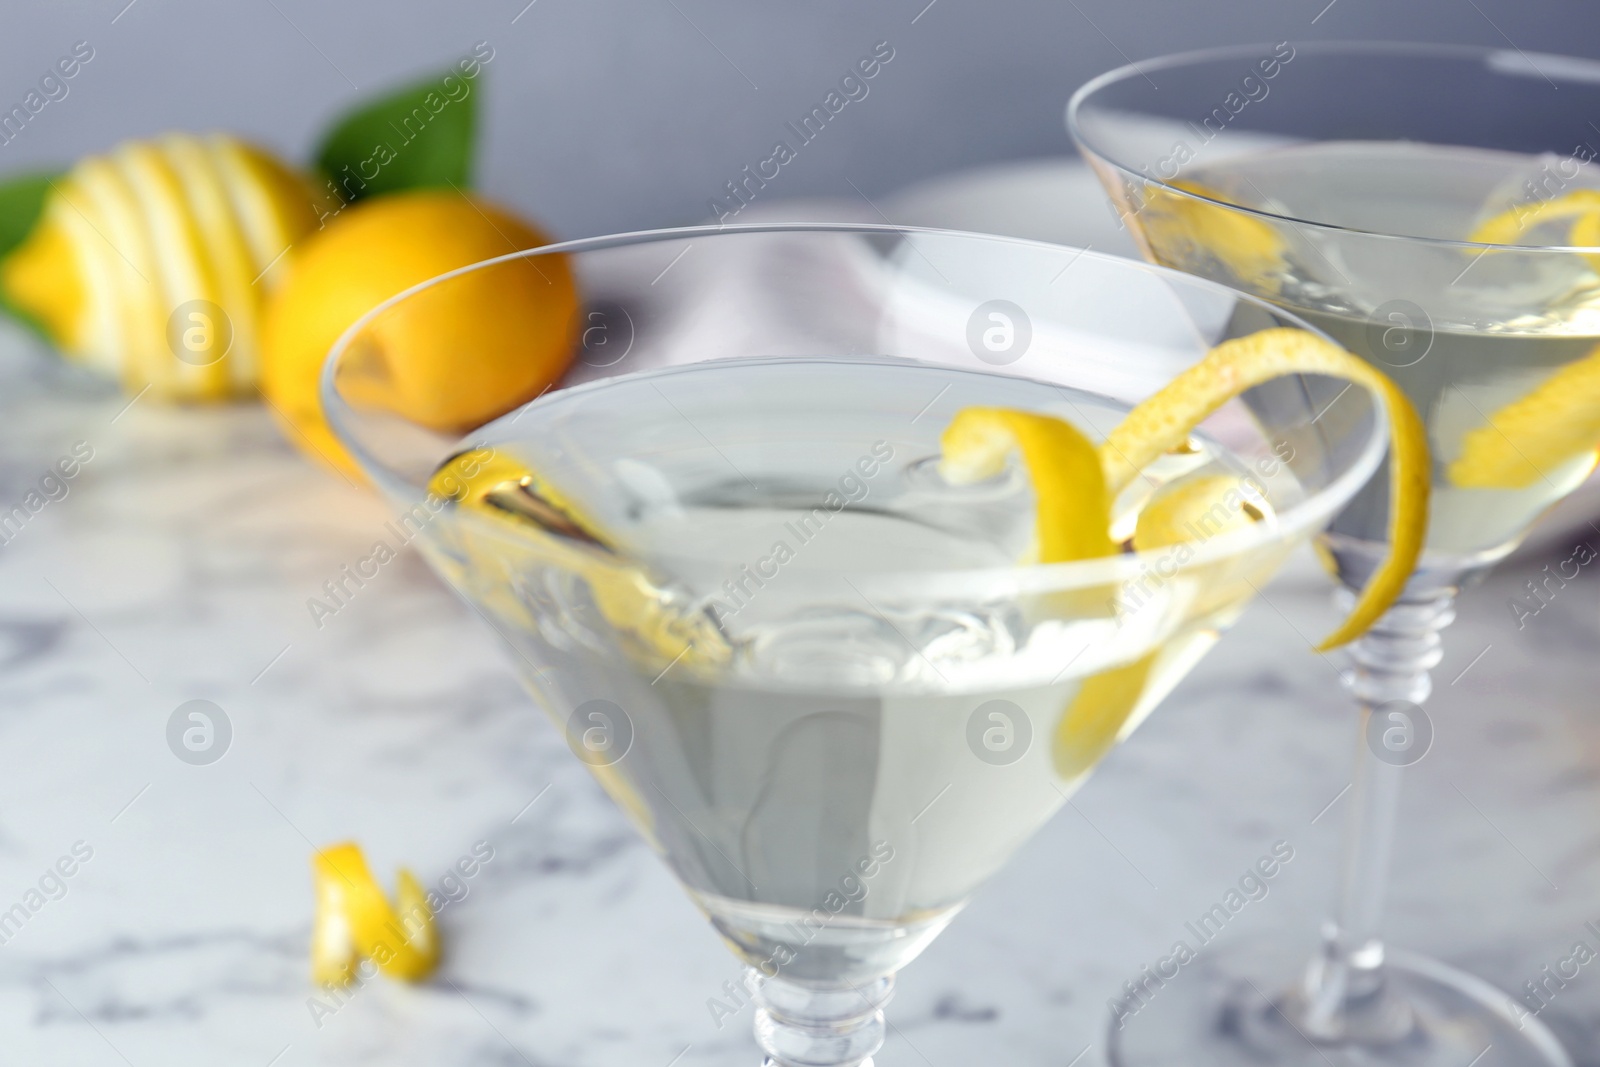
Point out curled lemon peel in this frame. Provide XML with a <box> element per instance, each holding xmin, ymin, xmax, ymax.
<box><xmin>941</xmin><ymin>331</ymin><xmax>1424</xmax><ymax>650</ymax></box>
<box><xmin>1447</xmin><ymin>191</ymin><xmax>1600</xmax><ymax>489</ymax></box>
<box><xmin>428</xmin><ymin>449</ymin><xmax>729</xmax><ymax>673</ymax></box>
<box><xmin>992</xmin><ymin>333</ymin><xmax>1416</xmax><ymax>777</ymax></box>
<box><xmin>1129</xmin><ymin>473</ymin><xmax>1261</xmax><ymax>552</ymax></box>
<box><xmin>311</xmin><ymin>843</ymin><xmax>438</xmax><ymax>986</ymax></box>
<box><xmin>1050</xmin><ymin>476</ymin><xmax>1269</xmax><ymax>779</ymax></box>
<box><xmin>1468</xmin><ymin>189</ymin><xmax>1600</xmax><ymax>246</ymax></box>
<box><xmin>1447</xmin><ymin>342</ymin><xmax>1600</xmax><ymax>489</ymax></box>
<box><xmin>1053</xmin><ymin>652</ymin><xmax>1158</xmax><ymax>780</ymax></box>
<box><xmin>1142</xmin><ymin>179</ymin><xmax>1287</xmax><ymax>291</ymax></box>
<box><xmin>427</xmin><ymin>451</ymin><xmax>677</xmax><ymax>845</ymax></box>
<box><xmin>938</xmin><ymin>408</ymin><xmax>1113</xmax><ymax>564</ymax></box>
<box><xmin>1102</xmin><ymin>328</ymin><xmax>1428</xmax><ymax>650</ymax></box>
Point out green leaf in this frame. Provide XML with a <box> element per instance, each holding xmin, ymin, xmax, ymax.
<box><xmin>0</xmin><ymin>171</ymin><xmax>62</xmax><ymax>342</ymax></box>
<box><xmin>0</xmin><ymin>171</ymin><xmax>59</xmax><ymax>260</ymax></box>
<box><xmin>314</xmin><ymin>68</ymin><xmax>478</xmax><ymax>205</ymax></box>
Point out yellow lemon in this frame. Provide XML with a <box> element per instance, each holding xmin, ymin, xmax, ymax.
<box><xmin>0</xmin><ymin>133</ymin><xmax>320</xmax><ymax>399</ymax></box>
<box><xmin>261</xmin><ymin>189</ymin><xmax>579</xmax><ymax>477</ymax></box>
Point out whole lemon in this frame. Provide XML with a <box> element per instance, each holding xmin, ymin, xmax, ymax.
<box><xmin>260</xmin><ymin>189</ymin><xmax>578</xmax><ymax>477</ymax></box>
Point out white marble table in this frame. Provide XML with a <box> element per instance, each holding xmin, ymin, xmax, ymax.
<box><xmin>0</xmin><ymin>326</ymin><xmax>1597</xmax><ymax>1066</ymax></box>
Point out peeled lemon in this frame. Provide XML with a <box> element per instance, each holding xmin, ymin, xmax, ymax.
<box><xmin>261</xmin><ymin>190</ymin><xmax>579</xmax><ymax>477</ymax></box>
<box><xmin>0</xmin><ymin>133</ymin><xmax>320</xmax><ymax>399</ymax></box>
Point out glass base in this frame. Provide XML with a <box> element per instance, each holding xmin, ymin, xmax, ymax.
<box><xmin>753</xmin><ymin>969</ymin><xmax>893</xmax><ymax>1067</ymax></box>
<box><xmin>1106</xmin><ymin>937</ymin><xmax>1572</xmax><ymax>1067</ymax></box>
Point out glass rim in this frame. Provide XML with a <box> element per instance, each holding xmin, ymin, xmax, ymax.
<box><xmin>1066</xmin><ymin>38</ymin><xmax>1600</xmax><ymax>254</ymax></box>
<box><xmin>320</xmin><ymin>221</ymin><xmax>1390</xmax><ymax>592</ymax></box>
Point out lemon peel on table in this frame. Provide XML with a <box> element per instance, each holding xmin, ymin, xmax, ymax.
<box><xmin>311</xmin><ymin>842</ymin><xmax>438</xmax><ymax>986</ymax></box>
<box><xmin>0</xmin><ymin>134</ymin><xmax>319</xmax><ymax>399</ymax></box>
<box><xmin>1447</xmin><ymin>342</ymin><xmax>1600</xmax><ymax>489</ymax></box>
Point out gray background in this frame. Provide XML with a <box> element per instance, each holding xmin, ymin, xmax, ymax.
<box><xmin>2</xmin><ymin>0</ymin><xmax>1598</xmax><ymax>238</ymax></box>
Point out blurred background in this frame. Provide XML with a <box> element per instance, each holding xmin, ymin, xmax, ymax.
<box><xmin>5</xmin><ymin>0</ymin><xmax>1599</xmax><ymax>237</ymax></box>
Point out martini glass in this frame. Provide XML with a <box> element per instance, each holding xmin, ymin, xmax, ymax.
<box><xmin>321</xmin><ymin>223</ymin><xmax>1391</xmax><ymax>1067</ymax></box>
<box><xmin>1070</xmin><ymin>41</ymin><xmax>1600</xmax><ymax>1067</ymax></box>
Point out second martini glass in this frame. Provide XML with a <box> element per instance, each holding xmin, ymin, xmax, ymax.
<box><xmin>1071</xmin><ymin>41</ymin><xmax>1600</xmax><ymax>1067</ymax></box>
<box><xmin>320</xmin><ymin>224</ymin><xmax>1394</xmax><ymax>1066</ymax></box>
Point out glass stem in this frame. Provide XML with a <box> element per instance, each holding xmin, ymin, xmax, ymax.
<box><xmin>1296</xmin><ymin>586</ymin><xmax>1456</xmax><ymax>1043</ymax></box>
<box><xmin>751</xmin><ymin>969</ymin><xmax>894</xmax><ymax>1067</ymax></box>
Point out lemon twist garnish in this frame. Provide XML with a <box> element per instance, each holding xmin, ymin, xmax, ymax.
<box><xmin>1448</xmin><ymin>342</ymin><xmax>1600</xmax><ymax>488</ymax></box>
<box><xmin>941</xmin><ymin>334</ymin><xmax>1424</xmax><ymax>778</ymax></box>
<box><xmin>311</xmin><ymin>842</ymin><xmax>438</xmax><ymax>986</ymax></box>
<box><xmin>939</xmin><ymin>408</ymin><xmax>1113</xmax><ymax>563</ymax></box>
<box><xmin>1141</xmin><ymin>180</ymin><xmax>1287</xmax><ymax>291</ymax></box>
<box><xmin>1053</xmin><ymin>652</ymin><xmax>1159</xmax><ymax>780</ymax></box>
<box><xmin>1129</xmin><ymin>473</ymin><xmax>1262</xmax><ymax>551</ymax></box>
<box><xmin>1447</xmin><ymin>191</ymin><xmax>1600</xmax><ymax>488</ymax></box>
<box><xmin>1102</xmin><ymin>328</ymin><xmax>1427</xmax><ymax>650</ymax></box>
<box><xmin>427</xmin><ymin>451</ymin><xmax>684</xmax><ymax>845</ymax></box>
<box><xmin>428</xmin><ymin>449</ymin><xmax>729</xmax><ymax>672</ymax></box>
<box><xmin>1468</xmin><ymin>189</ymin><xmax>1600</xmax><ymax>246</ymax></box>
<box><xmin>940</xmin><ymin>330</ymin><xmax>1424</xmax><ymax>649</ymax></box>
<box><xmin>1046</xmin><ymin>474</ymin><xmax>1270</xmax><ymax>779</ymax></box>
